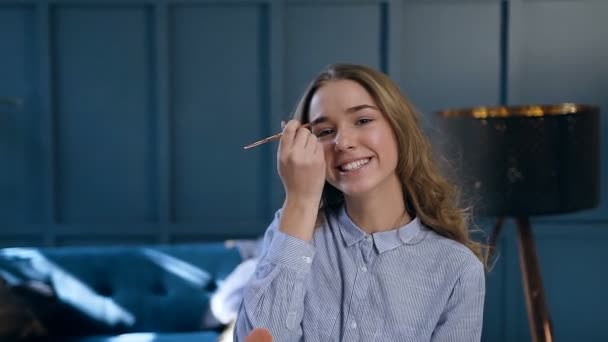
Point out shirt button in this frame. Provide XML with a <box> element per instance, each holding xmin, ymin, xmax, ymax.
<box><xmin>302</xmin><ymin>256</ymin><xmax>312</xmax><ymax>263</ymax></box>
<box><xmin>365</xmin><ymin>235</ymin><xmax>372</xmax><ymax>241</ymax></box>
<box><xmin>361</xmin><ymin>266</ymin><xmax>367</xmax><ymax>272</ymax></box>
<box><xmin>351</xmin><ymin>321</ymin><xmax>357</xmax><ymax>329</ymax></box>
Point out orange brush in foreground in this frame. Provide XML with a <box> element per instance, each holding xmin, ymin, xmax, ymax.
<box><xmin>245</xmin><ymin>328</ymin><xmax>273</xmax><ymax>342</ymax></box>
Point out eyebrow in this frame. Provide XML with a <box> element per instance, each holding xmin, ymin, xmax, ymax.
<box><xmin>310</xmin><ymin>104</ymin><xmax>379</xmax><ymax>126</ymax></box>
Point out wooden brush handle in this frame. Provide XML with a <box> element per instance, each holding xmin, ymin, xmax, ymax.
<box><xmin>244</xmin><ymin>122</ymin><xmax>313</xmax><ymax>150</ymax></box>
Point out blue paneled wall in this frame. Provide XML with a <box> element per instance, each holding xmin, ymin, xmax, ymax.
<box><xmin>1</xmin><ymin>0</ymin><xmax>607</xmax><ymax>341</ymax></box>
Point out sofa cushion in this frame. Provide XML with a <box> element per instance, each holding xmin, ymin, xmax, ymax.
<box><xmin>0</xmin><ymin>248</ymin><xmax>134</xmax><ymax>337</ymax></box>
<box><xmin>0</xmin><ymin>242</ymin><xmax>243</xmax><ymax>336</ymax></box>
<box><xmin>0</xmin><ymin>263</ymin><xmax>133</xmax><ymax>339</ymax></box>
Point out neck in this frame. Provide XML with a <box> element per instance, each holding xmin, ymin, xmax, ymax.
<box><xmin>344</xmin><ymin>184</ymin><xmax>411</xmax><ymax>234</ymax></box>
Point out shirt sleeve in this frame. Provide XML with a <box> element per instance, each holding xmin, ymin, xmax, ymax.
<box><xmin>431</xmin><ymin>258</ymin><xmax>486</xmax><ymax>342</ymax></box>
<box><xmin>234</xmin><ymin>210</ymin><xmax>315</xmax><ymax>342</ymax></box>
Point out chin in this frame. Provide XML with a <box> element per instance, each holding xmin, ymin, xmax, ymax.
<box><xmin>334</xmin><ymin>181</ymin><xmax>377</xmax><ymax>198</ymax></box>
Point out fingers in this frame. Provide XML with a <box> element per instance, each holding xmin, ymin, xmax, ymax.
<box><xmin>279</xmin><ymin>120</ymin><xmax>316</xmax><ymax>151</ymax></box>
<box><xmin>279</xmin><ymin>120</ymin><xmax>298</xmax><ymax>151</ymax></box>
<box><xmin>293</xmin><ymin>125</ymin><xmax>312</xmax><ymax>148</ymax></box>
<box><xmin>276</xmin><ymin>120</ymin><xmax>326</xmax><ymax>202</ymax></box>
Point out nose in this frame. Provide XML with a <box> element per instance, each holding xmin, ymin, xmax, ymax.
<box><xmin>334</xmin><ymin>129</ymin><xmax>355</xmax><ymax>151</ymax></box>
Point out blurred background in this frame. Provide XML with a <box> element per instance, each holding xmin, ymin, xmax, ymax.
<box><xmin>0</xmin><ymin>0</ymin><xmax>606</xmax><ymax>341</ymax></box>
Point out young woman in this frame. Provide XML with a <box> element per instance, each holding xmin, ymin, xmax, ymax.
<box><xmin>235</xmin><ymin>64</ymin><xmax>486</xmax><ymax>342</ymax></box>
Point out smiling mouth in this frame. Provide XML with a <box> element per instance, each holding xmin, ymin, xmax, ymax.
<box><xmin>338</xmin><ymin>158</ymin><xmax>371</xmax><ymax>172</ymax></box>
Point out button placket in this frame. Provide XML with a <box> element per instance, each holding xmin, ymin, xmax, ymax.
<box><xmin>361</xmin><ymin>236</ymin><xmax>374</xmax><ymax>264</ymax></box>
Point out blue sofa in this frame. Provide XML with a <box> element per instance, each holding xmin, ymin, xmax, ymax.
<box><xmin>0</xmin><ymin>242</ymin><xmax>250</xmax><ymax>342</ymax></box>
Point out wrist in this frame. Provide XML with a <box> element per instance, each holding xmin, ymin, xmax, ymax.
<box><xmin>284</xmin><ymin>195</ymin><xmax>321</xmax><ymax>211</ymax></box>
<box><xmin>279</xmin><ymin>198</ymin><xmax>320</xmax><ymax>242</ymax></box>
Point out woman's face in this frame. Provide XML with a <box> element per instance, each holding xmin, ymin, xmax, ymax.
<box><xmin>308</xmin><ymin>79</ymin><xmax>401</xmax><ymax>199</ymax></box>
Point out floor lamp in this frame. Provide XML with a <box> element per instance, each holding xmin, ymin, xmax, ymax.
<box><xmin>437</xmin><ymin>103</ymin><xmax>600</xmax><ymax>342</ymax></box>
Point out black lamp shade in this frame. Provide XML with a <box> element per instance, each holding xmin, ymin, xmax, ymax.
<box><xmin>437</xmin><ymin>104</ymin><xmax>600</xmax><ymax>217</ymax></box>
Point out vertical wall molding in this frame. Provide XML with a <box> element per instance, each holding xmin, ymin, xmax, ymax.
<box><xmin>499</xmin><ymin>0</ymin><xmax>509</xmax><ymax>105</ymax></box>
<box><xmin>258</xmin><ymin>3</ymin><xmax>272</xmax><ymax>221</ymax></box>
<box><xmin>36</xmin><ymin>2</ymin><xmax>57</xmax><ymax>239</ymax></box>
<box><xmin>154</xmin><ymin>1</ymin><xmax>172</xmax><ymax>242</ymax></box>
<box><xmin>379</xmin><ymin>1</ymin><xmax>389</xmax><ymax>74</ymax></box>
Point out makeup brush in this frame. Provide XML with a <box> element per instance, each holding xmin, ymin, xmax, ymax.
<box><xmin>243</xmin><ymin>122</ymin><xmax>313</xmax><ymax>150</ymax></box>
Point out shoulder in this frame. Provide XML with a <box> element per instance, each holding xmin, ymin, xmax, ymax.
<box><xmin>420</xmin><ymin>227</ymin><xmax>484</xmax><ymax>277</ymax></box>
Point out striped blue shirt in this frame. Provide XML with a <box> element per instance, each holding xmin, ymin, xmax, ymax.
<box><xmin>235</xmin><ymin>207</ymin><xmax>485</xmax><ymax>341</ymax></box>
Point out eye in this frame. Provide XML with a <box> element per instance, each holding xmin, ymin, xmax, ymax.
<box><xmin>356</xmin><ymin>118</ymin><xmax>373</xmax><ymax>125</ymax></box>
<box><xmin>314</xmin><ymin>128</ymin><xmax>334</xmax><ymax>137</ymax></box>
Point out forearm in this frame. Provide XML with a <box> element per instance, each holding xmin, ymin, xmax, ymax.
<box><xmin>235</xmin><ymin>230</ymin><xmax>315</xmax><ymax>342</ymax></box>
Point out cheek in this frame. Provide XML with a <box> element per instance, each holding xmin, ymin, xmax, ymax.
<box><xmin>321</xmin><ymin>143</ymin><xmax>333</xmax><ymax>158</ymax></box>
<box><xmin>322</xmin><ymin>145</ymin><xmax>334</xmax><ymax>173</ymax></box>
<box><xmin>372</xmin><ymin>132</ymin><xmax>399</xmax><ymax>164</ymax></box>
<box><xmin>365</xmin><ymin>130</ymin><xmax>390</xmax><ymax>151</ymax></box>
<box><xmin>386</xmin><ymin>138</ymin><xmax>400</xmax><ymax>164</ymax></box>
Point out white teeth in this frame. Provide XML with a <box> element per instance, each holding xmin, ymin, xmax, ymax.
<box><xmin>340</xmin><ymin>158</ymin><xmax>370</xmax><ymax>171</ymax></box>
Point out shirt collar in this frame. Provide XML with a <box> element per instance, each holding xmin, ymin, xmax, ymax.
<box><xmin>336</xmin><ymin>206</ymin><xmax>428</xmax><ymax>253</ymax></box>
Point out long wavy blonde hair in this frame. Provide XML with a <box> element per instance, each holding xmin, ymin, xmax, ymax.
<box><xmin>291</xmin><ymin>64</ymin><xmax>486</xmax><ymax>265</ymax></box>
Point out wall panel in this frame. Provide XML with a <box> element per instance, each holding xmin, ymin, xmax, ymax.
<box><xmin>52</xmin><ymin>5</ymin><xmax>155</xmax><ymax>223</ymax></box>
<box><xmin>505</xmin><ymin>221</ymin><xmax>608</xmax><ymax>341</ymax></box>
<box><xmin>171</xmin><ymin>4</ymin><xmax>269</xmax><ymax>226</ymax></box>
<box><xmin>536</xmin><ymin>227</ymin><xmax>608</xmax><ymax>341</ymax></box>
<box><xmin>284</xmin><ymin>3</ymin><xmax>385</xmax><ymax>114</ymax></box>
<box><xmin>0</xmin><ymin>5</ymin><xmax>35</xmax><ymax>223</ymax></box>
<box><xmin>399</xmin><ymin>1</ymin><xmax>501</xmax><ymax>125</ymax></box>
<box><xmin>0</xmin><ymin>234</ymin><xmax>44</xmax><ymax>247</ymax></box>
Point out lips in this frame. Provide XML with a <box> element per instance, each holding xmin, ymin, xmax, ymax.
<box><xmin>338</xmin><ymin>158</ymin><xmax>371</xmax><ymax>172</ymax></box>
